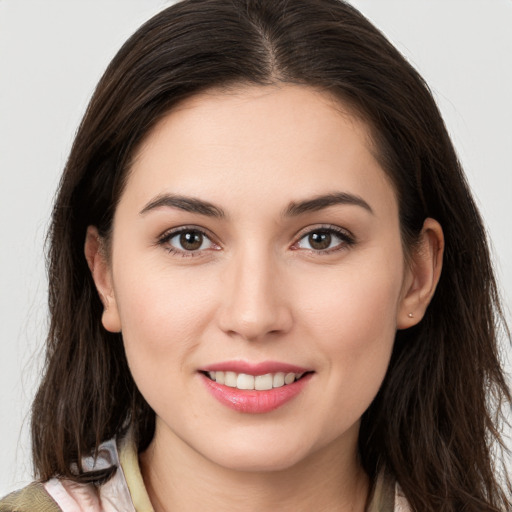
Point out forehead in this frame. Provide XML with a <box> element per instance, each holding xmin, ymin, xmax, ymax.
<box><xmin>123</xmin><ymin>84</ymin><xmax>397</xmax><ymax>217</ymax></box>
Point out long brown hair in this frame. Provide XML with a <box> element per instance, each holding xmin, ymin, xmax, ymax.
<box><xmin>32</xmin><ymin>0</ymin><xmax>511</xmax><ymax>509</ymax></box>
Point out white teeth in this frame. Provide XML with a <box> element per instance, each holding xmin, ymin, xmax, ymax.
<box><xmin>237</xmin><ymin>373</ymin><xmax>255</xmax><ymax>390</ymax></box>
<box><xmin>255</xmin><ymin>373</ymin><xmax>273</xmax><ymax>391</ymax></box>
<box><xmin>207</xmin><ymin>370</ymin><xmax>306</xmax><ymax>390</ymax></box>
<box><xmin>273</xmin><ymin>372</ymin><xmax>285</xmax><ymax>387</ymax></box>
<box><xmin>224</xmin><ymin>371</ymin><xmax>237</xmax><ymax>387</ymax></box>
<box><xmin>284</xmin><ymin>372</ymin><xmax>295</xmax><ymax>385</ymax></box>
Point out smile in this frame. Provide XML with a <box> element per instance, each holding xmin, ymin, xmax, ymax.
<box><xmin>199</xmin><ymin>362</ymin><xmax>314</xmax><ymax>414</ymax></box>
<box><xmin>205</xmin><ymin>371</ymin><xmax>305</xmax><ymax>390</ymax></box>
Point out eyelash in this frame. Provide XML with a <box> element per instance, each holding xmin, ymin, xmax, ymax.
<box><xmin>292</xmin><ymin>225</ymin><xmax>355</xmax><ymax>255</ymax></box>
<box><xmin>157</xmin><ymin>226</ymin><xmax>219</xmax><ymax>258</ymax></box>
<box><xmin>157</xmin><ymin>224</ymin><xmax>355</xmax><ymax>257</ymax></box>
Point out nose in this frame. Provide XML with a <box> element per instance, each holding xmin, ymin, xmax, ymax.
<box><xmin>217</xmin><ymin>248</ymin><xmax>293</xmax><ymax>342</ymax></box>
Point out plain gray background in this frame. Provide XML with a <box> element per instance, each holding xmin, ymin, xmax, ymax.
<box><xmin>1</xmin><ymin>0</ymin><xmax>511</xmax><ymax>495</ymax></box>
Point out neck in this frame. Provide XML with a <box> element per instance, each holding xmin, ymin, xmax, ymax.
<box><xmin>140</xmin><ymin>423</ymin><xmax>370</xmax><ymax>512</ymax></box>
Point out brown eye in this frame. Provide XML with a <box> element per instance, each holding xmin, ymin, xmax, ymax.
<box><xmin>179</xmin><ymin>231</ymin><xmax>204</xmax><ymax>251</ymax></box>
<box><xmin>294</xmin><ymin>227</ymin><xmax>353</xmax><ymax>253</ymax></box>
<box><xmin>164</xmin><ymin>228</ymin><xmax>217</xmax><ymax>254</ymax></box>
<box><xmin>308</xmin><ymin>231</ymin><xmax>332</xmax><ymax>250</ymax></box>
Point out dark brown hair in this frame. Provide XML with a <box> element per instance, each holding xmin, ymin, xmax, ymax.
<box><xmin>32</xmin><ymin>0</ymin><xmax>511</xmax><ymax>509</ymax></box>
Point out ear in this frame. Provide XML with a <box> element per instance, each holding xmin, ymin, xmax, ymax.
<box><xmin>397</xmin><ymin>218</ymin><xmax>444</xmax><ymax>329</ymax></box>
<box><xmin>84</xmin><ymin>226</ymin><xmax>122</xmax><ymax>333</ymax></box>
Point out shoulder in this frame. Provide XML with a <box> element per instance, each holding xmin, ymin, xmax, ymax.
<box><xmin>1</xmin><ymin>478</ymin><xmax>103</xmax><ymax>512</ymax></box>
<box><xmin>0</xmin><ymin>435</ymin><xmax>138</xmax><ymax>512</ymax></box>
<box><xmin>0</xmin><ymin>482</ymin><xmax>61</xmax><ymax>512</ymax></box>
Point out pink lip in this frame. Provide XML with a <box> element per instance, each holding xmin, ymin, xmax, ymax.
<box><xmin>201</xmin><ymin>360</ymin><xmax>310</xmax><ymax>376</ymax></box>
<box><xmin>200</xmin><ymin>372</ymin><xmax>313</xmax><ymax>414</ymax></box>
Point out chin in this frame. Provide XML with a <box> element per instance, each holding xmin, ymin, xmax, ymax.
<box><xmin>196</xmin><ymin>432</ymin><xmax>319</xmax><ymax>474</ymax></box>
<box><xmin>211</xmin><ymin>448</ymin><xmax>305</xmax><ymax>473</ymax></box>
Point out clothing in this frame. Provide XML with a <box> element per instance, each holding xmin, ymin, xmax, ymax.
<box><xmin>0</xmin><ymin>435</ymin><xmax>410</xmax><ymax>511</ymax></box>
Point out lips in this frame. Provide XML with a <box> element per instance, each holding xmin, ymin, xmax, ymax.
<box><xmin>199</xmin><ymin>361</ymin><xmax>313</xmax><ymax>413</ymax></box>
<box><xmin>205</xmin><ymin>370</ymin><xmax>304</xmax><ymax>390</ymax></box>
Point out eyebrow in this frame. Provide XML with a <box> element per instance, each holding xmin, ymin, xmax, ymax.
<box><xmin>283</xmin><ymin>192</ymin><xmax>373</xmax><ymax>216</ymax></box>
<box><xmin>139</xmin><ymin>191</ymin><xmax>373</xmax><ymax>218</ymax></box>
<box><xmin>139</xmin><ymin>194</ymin><xmax>226</xmax><ymax>218</ymax></box>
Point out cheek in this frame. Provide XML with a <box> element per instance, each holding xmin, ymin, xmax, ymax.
<box><xmin>112</xmin><ymin>264</ymin><xmax>217</xmax><ymax>377</ymax></box>
<box><xmin>111</xmin><ymin>267</ymin><xmax>222</xmax><ymax>425</ymax></box>
<box><xmin>297</xmin><ymin>261</ymin><xmax>401</xmax><ymax>341</ymax></box>
<box><xmin>294</xmin><ymin>259</ymin><xmax>402</xmax><ymax>397</ymax></box>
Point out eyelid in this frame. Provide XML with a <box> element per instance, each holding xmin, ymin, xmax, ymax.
<box><xmin>291</xmin><ymin>224</ymin><xmax>356</xmax><ymax>253</ymax></box>
<box><xmin>155</xmin><ymin>223</ymin><xmax>355</xmax><ymax>256</ymax></box>
<box><xmin>157</xmin><ymin>225</ymin><xmax>221</xmax><ymax>255</ymax></box>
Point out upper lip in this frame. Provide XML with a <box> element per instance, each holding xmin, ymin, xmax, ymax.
<box><xmin>200</xmin><ymin>360</ymin><xmax>311</xmax><ymax>376</ymax></box>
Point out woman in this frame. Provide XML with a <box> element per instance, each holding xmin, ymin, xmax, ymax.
<box><xmin>1</xmin><ymin>0</ymin><xmax>510</xmax><ymax>510</ymax></box>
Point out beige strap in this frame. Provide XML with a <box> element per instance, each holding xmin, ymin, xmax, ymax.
<box><xmin>118</xmin><ymin>436</ymin><xmax>155</xmax><ymax>512</ymax></box>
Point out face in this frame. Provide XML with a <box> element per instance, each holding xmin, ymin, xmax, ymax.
<box><xmin>89</xmin><ymin>85</ymin><xmax>430</xmax><ymax>473</ymax></box>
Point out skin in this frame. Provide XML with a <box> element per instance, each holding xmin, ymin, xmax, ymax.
<box><xmin>86</xmin><ymin>85</ymin><xmax>443</xmax><ymax>511</ymax></box>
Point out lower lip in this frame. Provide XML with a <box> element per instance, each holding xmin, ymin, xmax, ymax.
<box><xmin>201</xmin><ymin>373</ymin><xmax>312</xmax><ymax>414</ymax></box>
